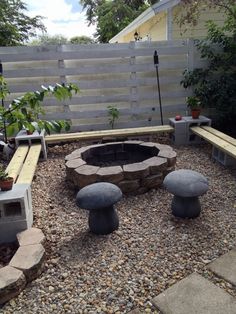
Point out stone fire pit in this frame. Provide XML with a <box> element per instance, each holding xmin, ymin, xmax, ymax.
<box><xmin>65</xmin><ymin>141</ymin><xmax>177</xmax><ymax>195</ymax></box>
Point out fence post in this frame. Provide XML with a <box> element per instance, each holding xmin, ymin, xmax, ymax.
<box><xmin>187</xmin><ymin>38</ymin><xmax>195</xmax><ymax>71</ymax></box>
<box><xmin>186</xmin><ymin>38</ymin><xmax>195</xmax><ymax>114</ymax></box>
<box><xmin>58</xmin><ymin>45</ymin><xmax>71</xmax><ymax>117</ymax></box>
<box><xmin>129</xmin><ymin>42</ymin><xmax>139</xmax><ymax>121</ymax></box>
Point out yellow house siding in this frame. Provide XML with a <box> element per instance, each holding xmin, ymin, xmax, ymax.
<box><xmin>141</xmin><ymin>12</ymin><xmax>167</xmax><ymax>41</ymax></box>
<box><xmin>172</xmin><ymin>5</ymin><xmax>227</xmax><ymax>40</ymax></box>
<box><xmin>123</xmin><ymin>33</ymin><xmax>136</xmax><ymax>43</ymax></box>
<box><xmin>119</xmin><ymin>12</ymin><xmax>167</xmax><ymax>43</ymax></box>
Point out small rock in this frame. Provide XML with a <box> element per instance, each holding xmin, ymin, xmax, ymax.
<box><xmin>48</xmin><ymin>286</ymin><xmax>55</xmax><ymax>293</ymax></box>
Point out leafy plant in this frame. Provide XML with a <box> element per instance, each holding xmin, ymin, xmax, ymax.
<box><xmin>180</xmin><ymin>3</ymin><xmax>236</xmax><ymax>133</ymax></box>
<box><xmin>0</xmin><ymin>76</ymin><xmax>79</xmax><ymax>137</ymax></box>
<box><xmin>186</xmin><ymin>96</ymin><xmax>201</xmax><ymax>109</ymax></box>
<box><xmin>0</xmin><ymin>165</ymin><xmax>10</xmax><ymax>181</ymax></box>
<box><xmin>107</xmin><ymin>105</ymin><xmax>120</xmax><ymax>129</ymax></box>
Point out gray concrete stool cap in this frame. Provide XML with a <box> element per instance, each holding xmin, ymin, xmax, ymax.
<box><xmin>163</xmin><ymin>169</ymin><xmax>209</xmax><ymax>197</ymax></box>
<box><xmin>76</xmin><ymin>182</ymin><xmax>122</xmax><ymax>210</ymax></box>
<box><xmin>163</xmin><ymin>169</ymin><xmax>209</xmax><ymax>218</ymax></box>
<box><xmin>76</xmin><ymin>182</ymin><xmax>122</xmax><ymax>234</ymax></box>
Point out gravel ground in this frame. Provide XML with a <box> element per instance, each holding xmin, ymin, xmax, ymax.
<box><xmin>1</xmin><ymin>139</ymin><xmax>236</xmax><ymax>314</ymax></box>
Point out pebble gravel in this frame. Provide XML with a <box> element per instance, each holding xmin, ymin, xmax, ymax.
<box><xmin>1</xmin><ymin>139</ymin><xmax>236</xmax><ymax>313</ymax></box>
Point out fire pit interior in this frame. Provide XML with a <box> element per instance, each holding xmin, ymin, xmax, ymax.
<box><xmin>85</xmin><ymin>142</ymin><xmax>160</xmax><ymax>167</ymax></box>
<box><xmin>65</xmin><ymin>141</ymin><xmax>177</xmax><ymax>195</ymax></box>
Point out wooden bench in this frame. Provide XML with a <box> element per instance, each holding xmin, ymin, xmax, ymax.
<box><xmin>190</xmin><ymin>126</ymin><xmax>236</xmax><ymax>165</ymax></box>
<box><xmin>6</xmin><ymin>143</ymin><xmax>41</xmax><ymax>185</ymax></box>
<box><xmin>45</xmin><ymin>125</ymin><xmax>174</xmax><ymax>144</ymax></box>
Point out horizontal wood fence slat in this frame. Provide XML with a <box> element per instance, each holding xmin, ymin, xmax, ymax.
<box><xmin>4</xmin><ymin>61</ymin><xmax>186</xmax><ymax>79</ymax></box>
<box><xmin>0</xmin><ymin>39</ymin><xmax>206</xmax><ymax>132</ymax></box>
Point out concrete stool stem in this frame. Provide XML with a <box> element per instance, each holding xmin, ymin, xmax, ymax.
<box><xmin>172</xmin><ymin>195</ymin><xmax>201</xmax><ymax>218</ymax></box>
<box><xmin>89</xmin><ymin>206</ymin><xmax>119</xmax><ymax>235</ymax></box>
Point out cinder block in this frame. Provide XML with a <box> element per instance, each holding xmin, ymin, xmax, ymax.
<box><xmin>0</xmin><ymin>184</ymin><xmax>33</xmax><ymax>243</ymax></box>
<box><xmin>15</xmin><ymin>129</ymin><xmax>47</xmax><ymax>160</ymax></box>
<box><xmin>186</xmin><ymin>131</ymin><xmax>205</xmax><ymax>145</ymax></box>
<box><xmin>0</xmin><ymin>184</ymin><xmax>31</xmax><ymax>221</ymax></box>
<box><xmin>169</xmin><ymin>118</ymin><xmax>187</xmax><ymax>134</ymax></box>
<box><xmin>170</xmin><ymin>133</ymin><xmax>187</xmax><ymax>146</ymax></box>
<box><xmin>0</xmin><ymin>217</ymin><xmax>32</xmax><ymax>243</ymax></box>
<box><xmin>183</xmin><ymin>115</ymin><xmax>211</xmax><ymax>128</ymax></box>
<box><xmin>169</xmin><ymin>116</ymin><xmax>211</xmax><ymax>145</ymax></box>
<box><xmin>212</xmin><ymin>147</ymin><xmax>236</xmax><ymax>166</ymax></box>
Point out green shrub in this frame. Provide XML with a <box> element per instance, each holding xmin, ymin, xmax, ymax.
<box><xmin>181</xmin><ymin>4</ymin><xmax>236</xmax><ymax>133</ymax></box>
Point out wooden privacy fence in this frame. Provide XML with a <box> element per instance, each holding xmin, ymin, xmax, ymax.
<box><xmin>0</xmin><ymin>39</ymin><xmax>206</xmax><ymax>132</ymax></box>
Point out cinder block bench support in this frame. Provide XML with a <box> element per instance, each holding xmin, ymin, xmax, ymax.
<box><xmin>191</xmin><ymin>126</ymin><xmax>236</xmax><ymax>166</ymax></box>
<box><xmin>1</xmin><ymin>144</ymin><xmax>41</xmax><ymax>243</ymax></box>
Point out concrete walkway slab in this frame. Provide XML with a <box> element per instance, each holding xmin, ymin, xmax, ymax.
<box><xmin>207</xmin><ymin>249</ymin><xmax>236</xmax><ymax>286</ymax></box>
<box><xmin>152</xmin><ymin>273</ymin><xmax>236</xmax><ymax>314</ymax></box>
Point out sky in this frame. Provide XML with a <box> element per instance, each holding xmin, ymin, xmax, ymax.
<box><xmin>24</xmin><ymin>0</ymin><xmax>97</xmax><ymax>39</ymax></box>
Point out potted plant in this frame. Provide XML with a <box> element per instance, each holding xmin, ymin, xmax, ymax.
<box><xmin>0</xmin><ymin>166</ymin><xmax>14</xmax><ymax>191</ymax></box>
<box><xmin>186</xmin><ymin>96</ymin><xmax>202</xmax><ymax>119</ymax></box>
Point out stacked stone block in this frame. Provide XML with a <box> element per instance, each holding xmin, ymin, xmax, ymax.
<box><xmin>0</xmin><ymin>228</ymin><xmax>45</xmax><ymax>304</ymax></box>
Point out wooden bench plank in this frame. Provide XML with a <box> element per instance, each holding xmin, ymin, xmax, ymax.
<box><xmin>45</xmin><ymin>125</ymin><xmax>174</xmax><ymax>144</ymax></box>
<box><xmin>16</xmin><ymin>144</ymin><xmax>41</xmax><ymax>184</ymax></box>
<box><xmin>5</xmin><ymin>145</ymin><xmax>29</xmax><ymax>182</ymax></box>
<box><xmin>191</xmin><ymin>127</ymin><xmax>236</xmax><ymax>159</ymax></box>
<box><xmin>201</xmin><ymin>126</ymin><xmax>236</xmax><ymax>146</ymax></box>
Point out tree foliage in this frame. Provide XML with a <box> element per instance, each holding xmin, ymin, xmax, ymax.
<box><xmin>30</xmin><ymin>34</ymin><xmax>69</xmax><ymax>46</ymax></box>
<box><xmin>180</xmin><ymin>2</ymin><xmax>236</xmax><ymax>134</ymax></box>
<box><xmin>0</xmin><ymin>0</ymin><xmax>46</xmax><ymax>46</ymax></box>
<box><xmin>30</xmin><ymin>35</ymin><xmax>95</xmax><ymax>46</ymax></box>
<box><xmin>96</xmin><ymin>0</ymin><xmax>144</xmax><ymax>42</ymax></box>
<box><xmin>70</xmin><ymin>36</ymin><xmax>95</xmax><ymax>44</ymax></box>
<box><xmin>79</xmin><ymin>0</ymin><xmax>157</xmax><ymax>42</ymax></box>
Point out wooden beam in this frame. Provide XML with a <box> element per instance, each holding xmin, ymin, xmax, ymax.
<box><xmin>5</xmin><ymin>145</ymin><xmax>29</xmax><ymax>182</ymax></box>
<box><xmin>45</xmin><ymin>125</ymin><xmax>174</xmax><ymax>144</ymax></box>
<box><xmin>16</xmin><ymin>144</ymin><xmax>41</xmax><ymax>184</ymax></box>
<box><xmin>191</xmin><ymin>126</ymin><xmax>236</xmax><ymax>158</ymax></box>
<box><xmin>201</xmin><ymin>126</ymin><xmax>236</xmax><ymax>146</ymax></box>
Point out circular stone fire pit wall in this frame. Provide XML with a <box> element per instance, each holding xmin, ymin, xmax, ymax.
<box><xmin>65</xmin><ymin>141</ymin><xmax>177</xmax><ymax>195</ymax></box>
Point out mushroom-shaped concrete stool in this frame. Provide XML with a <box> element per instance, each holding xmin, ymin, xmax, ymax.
<box><xmin>163</xmin><ymin>169</ymin><xmax>209</xmax><ymax>218</ymax></box>
<box><xmin>76</xmin><ymin>182</ymin><xmax>122</xmax><ymax>234</ymax></box>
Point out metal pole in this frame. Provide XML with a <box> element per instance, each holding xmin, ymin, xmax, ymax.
<box><xmin>0</xmin><ymin>61</ymin><xmax>7</xmax><ymax>142</ymax></box>
<box><xmin>153</xmin><ymin>50</ymin><xmax>163</xmax><ymax>125</ymax></box>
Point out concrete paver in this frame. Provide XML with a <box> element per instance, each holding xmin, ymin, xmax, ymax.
<box><xmin>207</xmin><ymin>248</ymin><xmax>236</xmax><ymax>286</ymax></box>
<box><xmin>152</xmin><ymin>272</ymin><xmax>236</xmax><ymax>314</ymax></box>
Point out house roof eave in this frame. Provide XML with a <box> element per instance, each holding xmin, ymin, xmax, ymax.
<box><xmin>109</xmin><ymin>0</ymin><xmax>181</xmax><ymax>43</ymax></box>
